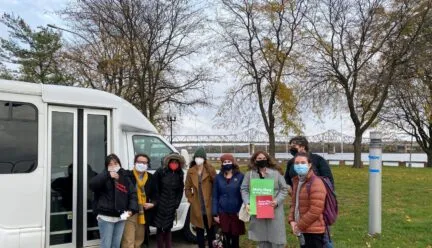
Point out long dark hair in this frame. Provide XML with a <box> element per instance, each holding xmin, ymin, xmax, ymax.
<box><xmin>105</xmin><ymin>154</ymin><xmax>122</xmax><ymax>169</ymax></box>
<box><xmin>248</xmin><ymin>151</ymin><xmax>283</xmax><ymax>175</ymax></box>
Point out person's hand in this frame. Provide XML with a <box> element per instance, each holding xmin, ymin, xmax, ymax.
<box><xmin>143</xmin><ymin>203</ymin><xmax>154</xmax><ymax>210</ymax></box>
<box><xmin>295</xmin><ymin>225</ymin><xmax>301</xmax><ymax>235</ymax></box>
<box><xmin>271</xmin><ymin>200</ymin><xmax>278</xmax><ymax>208</ymax></box>
<box><xmin>290</xmin><ymin>221</ymin><xmax>299</xmax><ymax>235</ymax></box>
<box><xmin>109</xmin><ymin>171</ymin><xmax>119</xmax><ymax>180</ymax></box>
<box><xmin>213</xmin><ymin>216</ymin><xmax>220</xmax><ymax>224</ymax></box>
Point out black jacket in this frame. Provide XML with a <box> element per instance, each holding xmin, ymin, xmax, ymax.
<box><xmin>89</xmin><ymin>168</ymin><xmax>138</xmax><ymax>217</ymax></box>
<box><xmin>124</xmin><ymin>170</ymin><xmax>159</xmax><ymax>225</ymax></box>
<box><xmin>284</xmin><ymin>152</ymin><xmax>334</xmax><ymax>187</ymax></box>
<box><xmin>125</xmin><ymin>170</ymin><xmax>158</xmax><ymax>245</ymax></box>
<box><xmin>152</xmin><ymin>166</ymin><xmax>184</xmax><ymax>231</ymax></box>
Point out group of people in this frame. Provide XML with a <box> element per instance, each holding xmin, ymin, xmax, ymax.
<box><xmin>89</xmin><ymin>136</ymin><xmax>335</xmax><ymax>248</ymax></box>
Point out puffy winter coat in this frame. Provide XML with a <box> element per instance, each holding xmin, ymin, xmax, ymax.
<box><xmin>288</xmin><ymin>170</ymin><xmax>326</xmax><ymax>234</ymax></box>
<box><xmin>152</xmin><ymin>154</ymin><xmax>185</xmax><ymax>231</ymax></box>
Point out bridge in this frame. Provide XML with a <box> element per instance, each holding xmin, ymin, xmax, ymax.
<box><xmin>163</xmin><ymin>128</ymin><xmax>405</xmax><ymax>145</ymax></box>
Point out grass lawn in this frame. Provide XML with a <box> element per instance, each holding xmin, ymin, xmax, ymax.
<box><xmin>210</xmin><ymin>163</ymin><xmax>432</xmax><ymax>248</ymax></box>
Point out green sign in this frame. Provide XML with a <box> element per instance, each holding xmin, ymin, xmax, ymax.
<box><xmin>250</xmin><ymin>178</ymin><xmax>274</xmax><ymax>215</ymax></box>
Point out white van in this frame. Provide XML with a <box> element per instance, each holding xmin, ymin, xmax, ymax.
<box><xmin>0</xmin><ymin>80</ymin><xmax>197</xmax><ymax>248</ymax></box>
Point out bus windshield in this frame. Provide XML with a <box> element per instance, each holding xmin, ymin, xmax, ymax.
<box><xmin>132</xmin><ymin>135</ymin><xmax>173</xmax><ymax>170</ymax></box>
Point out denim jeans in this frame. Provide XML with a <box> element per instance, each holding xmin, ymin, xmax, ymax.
<box><xmin>97</xmin><ymin>218</ymin><xmax>126</xmax><ymax>248</ymax></box>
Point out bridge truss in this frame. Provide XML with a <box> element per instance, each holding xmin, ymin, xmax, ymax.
<box><xmin>163</xmin><ymin>128</ymin><xmax>403</xmax><ymax>145</ymax></box>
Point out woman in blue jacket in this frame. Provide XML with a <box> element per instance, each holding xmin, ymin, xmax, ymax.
<box><xmin>212</xmin><ymin>154</ymin><xmax>245</xmax><ymax>248</ymax></box>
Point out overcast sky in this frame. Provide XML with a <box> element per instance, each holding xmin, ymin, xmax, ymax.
<box><xmin>0</xmin><ymin>0</ymin><xmax>356</xmax><ymax>137</ymax></box>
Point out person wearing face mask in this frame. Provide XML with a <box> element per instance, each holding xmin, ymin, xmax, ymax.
<box><xmin>240</xmin><ymin>151</ymin><xmax>289</xmax><ymax>248</ymax></box>
<box><xmin>212</xmin><ymin>154</ymin><xmax>245</xmax><ymax>248</ymax></box>
<box><xmin>288</xmin><ymin>152</ymin><xmax>327</xmax><ymax>248</ymax></box>
<box><xmin>152</xmin><ymin>153</ymin><xmax>185</xmax><ymax>248</ymax></box>
<box><xmin>184</xmin><ymin>147</ymin><xmax>217</xmax><ymax>248</ymax></box>
<box><xmin>284</xmin><ymin>136</ymin><xmax>334</xmax><ymax>188</ymax></box>
<box><xmin>121</xmin><ymin>154</ymin><xmax>158</xmax><ymax>248</ymax></box>
<box><xmin>89</xmin><ymin>154</ymin><xmax>138</xmax><ymax>248</ymax></box>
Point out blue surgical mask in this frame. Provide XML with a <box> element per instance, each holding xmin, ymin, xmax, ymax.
<box><xmin>294</xmin><ymin>164</ymin><xmax>309</xmax><ymax>176</ymax></box>
<box><xmin>135</xmin><ymin>163</ymin><xmax>148</xmax><ymax>172</ymax></box>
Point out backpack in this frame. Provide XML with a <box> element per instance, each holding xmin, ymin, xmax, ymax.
<box><xmin>306</xmin><ymin>175</ymin><xmax>338</xmax><ymax>226</ymax></box>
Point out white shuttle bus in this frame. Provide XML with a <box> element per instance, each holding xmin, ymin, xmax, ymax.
<box><xmin>0</xmin><ymin>80</ymin><xmax>196</xmax><ymax>248</ymax></box>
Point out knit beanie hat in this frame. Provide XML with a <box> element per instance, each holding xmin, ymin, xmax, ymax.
<box><xmin>193</xmin><ymin>147</ymin><xmax>207</xmax><ymax>159</ymax></box>
<box><xmin>220</xmin><ymin>153</ymin><xmax>235</xmax><ymax>163</ymax></box>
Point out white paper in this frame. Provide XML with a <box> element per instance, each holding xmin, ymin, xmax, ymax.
<box><xmin>120</xmin><ymin>211</ymin><xmax>130</xmax><ymax>220</ymax></box>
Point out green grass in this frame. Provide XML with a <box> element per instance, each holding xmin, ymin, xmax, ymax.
<box><xmin>211</xmin><ymin>164</ymin><xmax>432</xmax><ymax>248</ymax></box>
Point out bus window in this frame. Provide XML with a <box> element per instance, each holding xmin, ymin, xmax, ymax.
<box><xmin>132</xmin><ymin>135</ymin><xmax>172</xmax><ymax>170</ymax></box>
<box><xmin>0</xmin><ymin>101</ymin><xmax>38</xmax><ymax>174</ymax></box>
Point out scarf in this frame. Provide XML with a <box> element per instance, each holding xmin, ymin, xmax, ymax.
<box><xmin>133</xmin><ymin>169</ymin><xmax>148</xmax><ymax>224</ymax></box>
<box><xmin>295</xmin><ymin>175</ymin><xmax>307</xmax><ymax>224</ymax></box>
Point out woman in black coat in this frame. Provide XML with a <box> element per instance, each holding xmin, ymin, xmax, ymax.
<box><xmin>89</xmin><ymin>154</ymin><xmax>138</xmax><ymax>248</ymax></box>
<box><xmin>152</xmin><ymin>153</ymin><xmax>185</xmax><ymax>248</ymax></box>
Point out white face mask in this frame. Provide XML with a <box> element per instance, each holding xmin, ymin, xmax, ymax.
<box><xmin>135</xmin><ymin>163</ymin><xmax>148</xmax><ymax>172</ymax></box>
<box><xmin>195</xmin><ymin>157</ymin><xmax>205</xmax><ymax>166</ymax></box>
<box><xmin>110</xmin><ymin>165</ymin><xmax>121</xmax><ymax>172</ymax></box>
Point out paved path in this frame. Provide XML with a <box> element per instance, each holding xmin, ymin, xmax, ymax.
<box><xmin>147</xmin><ymin>231</ymin><xmax>194</xmax><ymax>248</ymax></box>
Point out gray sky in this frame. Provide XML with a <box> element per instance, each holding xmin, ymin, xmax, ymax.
<box><xmin>0</xmin><ymin>0</ymin><xmax>355</xmax><ymax>137</ymax></box>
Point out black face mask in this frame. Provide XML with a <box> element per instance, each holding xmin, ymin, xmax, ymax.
<box><xmin>289</xmin><ymin>148</ymin><xmax>298</xmax><ymax>156</ymax></box>
<box><xmin>222</xmin><ymin>164</ymin><xmax>233</xmax><ymax>172</ymax></box>
<box><xmin>255</xmin><ymin>160</ymin><xmax>268</xmax><ymax>168</ymax></box>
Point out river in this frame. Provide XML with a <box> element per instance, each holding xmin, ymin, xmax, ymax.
<box><xmin>206</xmin><ymin>152</ymin><xmax>428</xmax><ymax>168</ymax></box>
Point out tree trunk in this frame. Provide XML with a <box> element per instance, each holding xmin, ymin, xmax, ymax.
<box><xmin>353</xmin><ymin>130</ymin><xmax>363</xmax><ymax>168</ymax></box>
<box><xmin>268</xmin><ymin>130</ymin><xmax>276</xmax><ymax>158</ymax></box>
<box><xmin>427</xmin><ymin>152</ymin><xmax>432</xmax><ymax>168</ymax></box>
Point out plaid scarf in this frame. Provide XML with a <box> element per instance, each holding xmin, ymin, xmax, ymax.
<box><xmin>133</xmin><ymin>169</ymin><xmax>148</xmax><ymax>224</ymax></box>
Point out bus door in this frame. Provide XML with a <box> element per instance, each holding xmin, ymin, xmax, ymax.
<box><xmin>47</xmin><ymin>106</ymin><xmax>110</xmax><ymax>248</ymax></box>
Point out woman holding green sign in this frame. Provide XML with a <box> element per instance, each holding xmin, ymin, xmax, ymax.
<box><xmin>240</xmin><ymin>151</ymin><xmax>290</xmax><ymax>248</ymax></box>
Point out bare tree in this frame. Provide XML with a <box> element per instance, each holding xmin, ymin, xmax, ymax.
<box><xmin>59</xmin><ymin>0</ymin><xmax>213</xmax><ymax>127</ymax></box>
<box><xmin>381</xmin><ymin>10</ymin><xmax>432</xmax><ymax>167</ymax></box>
<box><xmin>305</xmin><ymin>0</ymin><xmax>431</xmax><ymax>168</ymax></box>
<box><xmin>215</xmin><ymin>0</ymin><xmax>308</xmax><ymax>157</ymax></box>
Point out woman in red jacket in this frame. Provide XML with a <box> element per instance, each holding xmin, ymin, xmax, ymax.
<box><xmin>288</xmin><ymin>152</ymin><xmax>327</xmax><ymax>248</ymax></box>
